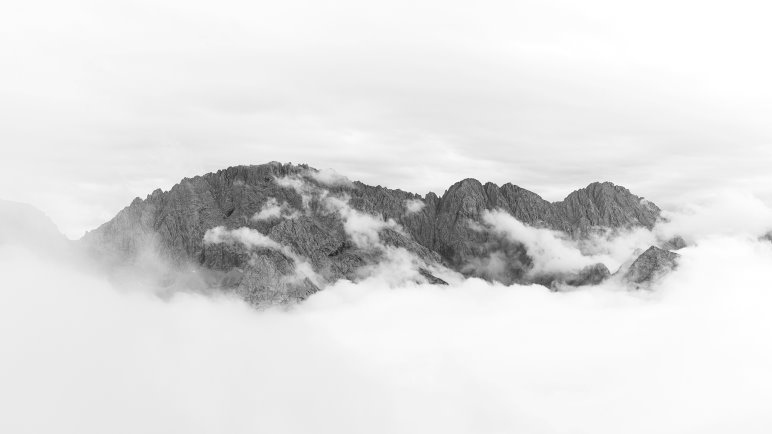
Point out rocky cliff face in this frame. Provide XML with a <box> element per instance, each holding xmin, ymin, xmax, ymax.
<box><xmin>82</xmin><ymin>162</ymin><xmax>663</xmax><ymax>303</ymax></box>
<box><xmin>623</xmin><ymin>246</ymin><xmax>680</xmax><ymax>288</ymax></box>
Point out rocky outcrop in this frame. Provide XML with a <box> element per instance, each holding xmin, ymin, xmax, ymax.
<box><xmin>233</xmin><ymin>250</ymin><xmax>320</xmax><ymax>305</ymax></box>
<box><xmin>419</xmin><ymin>268</ymin><xmax>449</xmax><ymax>285</ymax></box>
<box><xmin>82</xmin><ymin>162</ymin><xmax>663</xmax><ymax>303</ymax></box>
<box><xmin>564</xmin><ymin>263</ymin><xmax>612</xmax><ymax>286</ymax></box>
<box><xmin>661</xmin><ymin>236</ymin><xmax>687</xmax><ymax>251</ymax></box>
<box><xmin>623</xmin><ymin>246</ymin><xmax>679</xmax><ymax>287</ymax></box>
<box><xmin>532</xmin><ymin>263</ymin><xmax>612</xmax><ymax>289</ymax></box>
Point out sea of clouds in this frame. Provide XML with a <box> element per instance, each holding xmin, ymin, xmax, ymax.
<box><xmin>2</xmin><ymin>190</ymin><xmax>772</xmax><ymax>434</ymax></box>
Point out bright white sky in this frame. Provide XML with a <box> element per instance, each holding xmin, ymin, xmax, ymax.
<box><xmin>3</xmin><ymin>0</ymin><xmax>772</xmax><ymax>238</ymax></box>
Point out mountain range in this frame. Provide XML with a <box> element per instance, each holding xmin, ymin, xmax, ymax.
<box><xmin>79</xmin><ymin>162</ymin><xmax>681</xmax><ymax>305</ymax></box>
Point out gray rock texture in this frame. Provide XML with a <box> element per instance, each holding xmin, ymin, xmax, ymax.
<box><xmin>623</xmin><ymin>246</ymin><xmax>680</xmax><ymax>287</ymax></box>
<box><xmin>82</xmin><ymin>162</ymin><xmax>662</xmax><ymax>303</ymax></box>
<box><xmin>564</xmin><ymin>263</ymin><xmax>613</xmax><ymax>287</ymax></box>
<box><xmin>532</xmin><ymin>263</ymin><xmax>612</xmax><ymax>290</ymax></box>
<box><xmin>234</xmin><ymin>250</ymin><xmax>321</xmax><ymax>305</ymax></box>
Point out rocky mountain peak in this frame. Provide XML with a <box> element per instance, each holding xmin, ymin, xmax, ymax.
<box><xmin>552</xmin><ymin>181</ymin><xmax>659</xmax><ymax>236</ymax></box>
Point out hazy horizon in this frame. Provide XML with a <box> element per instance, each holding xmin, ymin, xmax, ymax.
<box><xmin>5</xmin><ymin>0</ymin><xmax>772</xmax><ymax>237</ymax></box>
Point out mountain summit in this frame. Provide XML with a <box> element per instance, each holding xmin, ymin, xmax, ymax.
<box><xmin>82</xmin><ymin>162</ymin><xmax>663</xmax><ymax>304</ymax></box>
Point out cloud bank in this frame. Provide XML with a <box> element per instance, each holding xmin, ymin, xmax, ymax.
<box><xmin>2</xmin><ymin>192</ymin><xmax>772</xmax><ymax>433</ymax></box>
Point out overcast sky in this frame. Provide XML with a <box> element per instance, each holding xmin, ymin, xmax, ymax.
<box><xmin>3</xmin><ymin>0</ymin><xmax>772</xmax><ymax>238</ymax></box>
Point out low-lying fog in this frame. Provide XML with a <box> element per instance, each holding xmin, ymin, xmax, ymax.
<box><xmin>2</xmin><ymin>191</ymin><xmax>772</xmax><ymax>434</ymax></box>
